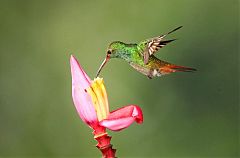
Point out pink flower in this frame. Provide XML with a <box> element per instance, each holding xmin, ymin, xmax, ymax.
<box><xmin>70</xmin><ymin>55</ymin><xmax>143</xmax><ymax>157</ymax></box>
<box><xmin>70</xmin><ymin>55</ymin><xmax>143</xmax><ymax>133</ymax></box>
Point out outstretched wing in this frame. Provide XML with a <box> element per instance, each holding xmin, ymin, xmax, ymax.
<box><xmin>147</xmin><ymin>39</ymin><xmax>176</xmax><ymax>56</ymax></box>
<box><xmin>140</xmin><ymin>26</ymin><xmax>183</xmax><ymax>64</ymax></box>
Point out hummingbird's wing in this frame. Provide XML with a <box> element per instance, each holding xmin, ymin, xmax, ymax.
<box><xmin>143</xmin><ymin>39</ymin><xmax>176</xmax><ymax>64</ymax></box>
<box><xmin>140</xmin><ymin>26</ymin><xmax>183</xmax><ymax>64</ymax></box>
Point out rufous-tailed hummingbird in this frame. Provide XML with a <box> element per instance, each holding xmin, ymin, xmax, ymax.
<box><xmin>96</xmin><ymin>26</ymin><xmax>196</xmax><ymax>79</ymax></box>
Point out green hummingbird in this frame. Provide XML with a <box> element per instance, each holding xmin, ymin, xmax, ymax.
<box><xmin>96</xmin><ymin>26</ymin><xmax>196</xmax><ymax>79</ymax></box>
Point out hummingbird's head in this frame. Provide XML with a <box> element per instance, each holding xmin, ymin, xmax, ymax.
<box><xmin>96</xmin><ymin>41</ymin><xmax>126</xmax><ymax>77</ymax></box>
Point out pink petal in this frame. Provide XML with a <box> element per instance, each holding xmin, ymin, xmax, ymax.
<box><xmin>70</xmin><ymin>55</ymin><xmax>91</xmax><ymax>89</ymax></box>
<box><xmin>70</xmin><ymin>55</ymin><xmax>98</xmax><ymax>126</ymax></box>
<box><xmin>99</xmin><ymin>105</ymin><xmax>143</xmax><ymax>131</ymax></box>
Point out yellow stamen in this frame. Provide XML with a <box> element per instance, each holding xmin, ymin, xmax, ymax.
<box><xmin>86</xmin><ymin>77</ymin><xmax>109</xmax><ymax>121</ymax></box>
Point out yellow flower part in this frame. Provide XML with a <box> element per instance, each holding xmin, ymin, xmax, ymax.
<box><xmin>86</xmin><ymin>77</ymin><xmax>109</xmax><ymax>121</ymax></box>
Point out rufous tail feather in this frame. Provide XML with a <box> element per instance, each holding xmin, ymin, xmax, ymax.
<box><xmin>160</xmin><ymin>64</ymin><xmax>196</xmax><ymax>74</ymax></box>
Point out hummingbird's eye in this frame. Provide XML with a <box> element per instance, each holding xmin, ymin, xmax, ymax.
<box><xmin>107</xmin><ymin>50</ymin><xmax>112</xmax><ymax>54</ymax></box>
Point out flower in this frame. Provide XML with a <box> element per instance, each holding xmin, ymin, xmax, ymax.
<box><xmin>70</xmin><ymin>55</ymin><xmax>143</xmax><ymax>157</ymax></box>
<box><xmin>70</xmin><ymin>55</ymin><xmax>143</xmax><ymax>132</ymax></box>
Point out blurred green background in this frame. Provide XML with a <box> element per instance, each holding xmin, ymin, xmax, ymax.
<box><xmin>0</xmin><ymin>0</ymin><xmax>238</xmax><ymax>157</ymax></box>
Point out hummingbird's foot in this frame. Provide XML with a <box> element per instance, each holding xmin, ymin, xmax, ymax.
<box><xmin>147</xmin><ymin>76</ymin><xmax>153</xmax><ymax>79</ymax></box>
<box><xmin>147</xmin><ymin>73</ymin><xmax>153</xmax><ymax>79</ymax></box>
<box><xmin>147</xmin><ymin>69</ymin><xmax>155</xmax><ymax>79</ymax></box>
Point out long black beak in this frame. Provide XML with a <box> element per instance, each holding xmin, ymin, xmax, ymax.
<box><xmin>96</xmin><ymin>55</ymin><xmax>110</xmax><ymax>77</ymax></box>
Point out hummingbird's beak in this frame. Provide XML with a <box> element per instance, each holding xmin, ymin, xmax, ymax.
<box><xmin>96</xmin><ymin>54</ymin><xmax>110</xmax><ymax>77</ymax></box>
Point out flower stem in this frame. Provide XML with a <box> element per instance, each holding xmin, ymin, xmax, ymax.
<box><xmin>93</xmin><ymin>128</ymin><xmax>116</xmax><ymax>158</ymax></box>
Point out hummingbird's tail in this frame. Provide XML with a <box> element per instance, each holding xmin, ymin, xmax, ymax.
<box><xmin>159</xmin><ymin>64</ymin><xmax>196</xmax><ymax>75</ymax></box>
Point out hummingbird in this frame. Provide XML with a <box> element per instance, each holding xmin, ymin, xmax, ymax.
<box><xmin>96</xmin><ymin>26</ymin><xmax>196</xmax><ymax>79</ymax></box>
